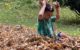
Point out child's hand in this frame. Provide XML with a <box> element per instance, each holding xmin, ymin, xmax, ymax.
<box><xmin>39</xmin><ymin>0</ymin><xmax>47</xmax><ymax>6</ymax></box>
<box><xmin>43</xmin><ymin>0</ymin><xmax>47</xmax><ymax>5</ymax></box>
<box><xmin>55</xmin><ymin>1</ymin><xmax>60</xmax><ymax>8</ymax></box>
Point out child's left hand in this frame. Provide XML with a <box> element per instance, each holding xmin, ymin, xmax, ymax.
<box><xmin>55</xmin><ymin>1</ymin><xmax>60</xmax><ymax>9</ymax></box>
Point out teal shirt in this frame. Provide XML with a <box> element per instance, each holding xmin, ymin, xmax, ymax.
<box><xmin>38</xmin><ymin>16</ymin><xmax>56</xmax><ymax>37</ymax></box>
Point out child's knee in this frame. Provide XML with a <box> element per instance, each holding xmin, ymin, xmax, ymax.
<box><xmin>57</xmin><ymin>32</ymin><xmax>62</xmax><ymax>37</ymax></box>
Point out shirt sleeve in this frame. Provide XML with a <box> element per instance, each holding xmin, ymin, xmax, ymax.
<box><xmin>51</xmin><ymin>16</ymin><xmax>56</xmax><ymax>22</ymax></box>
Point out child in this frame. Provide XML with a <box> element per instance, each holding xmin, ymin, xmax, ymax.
<box><xmin>37</xmin><ymin>1</ymin><xmax>74</xmax><ymax>48</ymax></box>
<box><xmin>38</xmin><ymin>0</ymin><xmax>60</xmax><ymax>38</ymax></box>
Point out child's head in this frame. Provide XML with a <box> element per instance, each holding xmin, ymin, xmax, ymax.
<box><xmin>39</xmin><ymin>0</ymin><xmax>54</xmax><ymax>19</ymax></box>
<box><xmin>44</xmin><ymin>3</ymin><xmax>54</xmax><ymax>19</ymax></box>
<box><xmin>45</xmin><ymin>3</ymin><xmax>54</xmax><ymax>12</ymax></box>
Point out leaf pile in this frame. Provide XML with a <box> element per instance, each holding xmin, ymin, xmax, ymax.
<box><xmin>0</xmin><ymin>25</ymin><xmax>80</xmax><ymax>50</ymax></box>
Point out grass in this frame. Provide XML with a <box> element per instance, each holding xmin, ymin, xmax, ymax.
<box><xmin>56</xmin><ymin>23</ymin><xmax>80</xmax><ymax>36</ymax></box>
<box><xmin>0</xmin><ymin>0</ymin><xmax>38</xmax><ymax>28</ymax></box>
<box><xmin>0</xmin><ymin>0</ymin><xmax>80</xmax><ymax>36</ymax></box>
<box><xmin>56</xmin><ymin>7</ymin><xmax>80</xmax><ymax>36</ymax></box>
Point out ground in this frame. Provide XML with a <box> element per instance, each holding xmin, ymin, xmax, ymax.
<box><xmin>0</xmin><ymin>0</ymin><xmax>80</xmax><ymax>50</ymax></box>
<box><xmin>0</xmin><ymin>25</ymin><xmax>80</xmax><ymax>50</ymax></box>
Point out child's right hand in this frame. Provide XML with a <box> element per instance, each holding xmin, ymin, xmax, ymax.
<box><xmin>39</xmin><ymin>0</ymin><xmax>47</xmax><ymax>6</ymax></box>
<box><xmin>43</xmin><ymin>0</ymin><xmax>47</xmax><ymax>6</ymax></box>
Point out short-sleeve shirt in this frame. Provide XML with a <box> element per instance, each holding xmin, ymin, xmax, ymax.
<box><xmin>37</xmin><ymin>16</ymin><xmax>56</xmax><ymax>37</ymax></box>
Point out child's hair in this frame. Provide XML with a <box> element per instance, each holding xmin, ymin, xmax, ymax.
<box><xmin>45</xmin><ymin>3</ymin><xmax>54</xmax><ymax>12</ymax></box>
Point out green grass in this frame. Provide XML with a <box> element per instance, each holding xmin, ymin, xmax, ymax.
<box><xmin>0</xmin><ymin>0</ymin><xmax>38</xmax><ymax>28</ymax></box>
<box><xmin>0</xmin><ymin>0</ymin><xmax>80</xmax><ymax>36</ymax></box>
<box><xmin>57</xmin><ymin>7</ymin><xmax>80</xmax><ymax>36</ymax></box>
<box><xmin>56</xmin><ymin>23</ymin><xmax>80</xmax><ymax>36</ymax></box>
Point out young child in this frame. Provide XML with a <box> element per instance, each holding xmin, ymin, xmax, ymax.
<box><xmin>37</xmin><ymin>1</ymin><xmax>74</xmax><ymax>48</ymax></box>
<box><xmin>38</xmin><ymin>0</ymin><xmax>60</xmax><ymax>38</ymax></box>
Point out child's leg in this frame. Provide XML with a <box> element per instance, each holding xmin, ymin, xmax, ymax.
<box><xmin>57</xmin><ymin>32</ymin><xmax>68</xmax><ymax>38</ymax></box>
<box><xmin>57</xmin><ymin>32</ymin><xmax>73</xmax><ymax>41</ymax></box>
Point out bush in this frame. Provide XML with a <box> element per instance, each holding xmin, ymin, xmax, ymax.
<box><xmin>57</xmin><ymin>0</ymin><xmax>80</xmax><ymax>13</ymax></box>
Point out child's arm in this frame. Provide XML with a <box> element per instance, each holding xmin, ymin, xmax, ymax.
<box><xmin>38</xmin><ymin>5</ymin><xmax>46</xmax><ymax>20</ymax></box>
<box><xmin>38</xmin><ymin>0</ymin><xmax>46</xmax><ymax>20</ymax></box>
<box><xmin>55</xmin><ymin>1</ymin><xmax>60</xmax><ymax>21</ymax></box>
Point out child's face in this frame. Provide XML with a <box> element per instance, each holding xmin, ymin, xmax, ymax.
<box><xmin>44</xmin><ymin>11</ymin><xmax>53</xmax><ymax>19</ymax></box>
